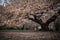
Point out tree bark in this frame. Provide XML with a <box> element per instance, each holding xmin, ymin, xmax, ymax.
<box><xmin>40</xmin><ymin>23</ymin><xmax>49</xmax><ymax>31</ymax></box>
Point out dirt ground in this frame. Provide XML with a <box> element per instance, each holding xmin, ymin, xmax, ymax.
<box><xmin>0</xmin><ymin>31</ymin><xmax>60</xmax><ymax>40</ymax></box>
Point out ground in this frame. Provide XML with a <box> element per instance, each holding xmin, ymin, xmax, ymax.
<box><xmin>0</xmin><ymin>31</ymin><xmax>60</xmax><ymax>40</ymax></box>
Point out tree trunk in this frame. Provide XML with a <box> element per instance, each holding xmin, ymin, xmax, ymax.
<box><xmin>40</xmin><ymin>23</ymin><xmax>49</xmax><ymax>31</ymax></box>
